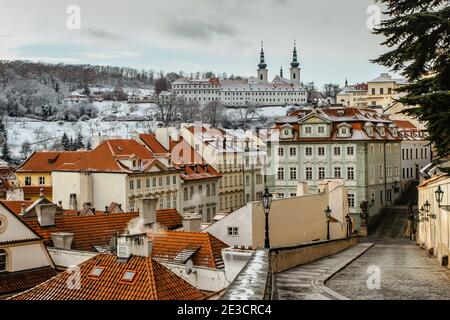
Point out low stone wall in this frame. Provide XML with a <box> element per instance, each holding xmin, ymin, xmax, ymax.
<box><xmin>221</xmin><ymin>237</ymin><xmax>359</xmax><ymax>300</ymax></box>
<box><xmin>271</xmin><ymin>237</ymin><xmax>358</xmax><ymax>273</ymax></box>
<box><xmin>220</xmin><ymin>249</ymin><xmax>271</xmax><ymax>300</ymax></box>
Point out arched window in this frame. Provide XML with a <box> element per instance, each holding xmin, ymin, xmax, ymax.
<box><xmin>0</xmin><ymin>249</ymin><xmax>7</xmax><ymax>272</ymax></box>
<box><xmin>260</xmin><ymin>74</ymin><xmax>263</xmax><ymax>80</ymax></box>
<box><xmin>293</xmin><ymin>73</ymin><xmax>296</xmax><ymax>79</ymax></box>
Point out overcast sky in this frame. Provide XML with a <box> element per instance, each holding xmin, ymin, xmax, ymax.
<box><xmin>0</xmin><ymin>0</ymin><xmax>398</xmax><ymax>87</ymax></box>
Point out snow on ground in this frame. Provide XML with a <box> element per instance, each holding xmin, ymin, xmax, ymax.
<box><xmin>6</xmin><ymin>117</ymin><xmax>158</xmax><ymax>158</ymax></box>
<box><xmin>93</xmin><ymin>101</ymin><xmax>157</xmax><ymax>118</ymax></box>
<box><xmin>224</xmin><ymin>105</ymin><xmax>292</xmax><ymax>118</ymax></box>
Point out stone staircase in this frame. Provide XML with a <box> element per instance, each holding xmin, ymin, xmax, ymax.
<box><xmin>369</xmin><ymin>206</ymin><xmax>409</xmax><ymax>239</ymax></box>
<box><xmin>395</xmin><ymin>180</ymin><xmax>419</xmax><ymax>206</ymax></box>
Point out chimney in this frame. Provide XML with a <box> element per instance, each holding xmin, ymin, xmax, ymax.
<box><xmin>36</xmin><ymin>203</ymin><xmax>57</xmax><ymax>227</ymax></box>
<box><xmin>69</xmin><ymin>193</ymin><xmax>78</xmax><ymax>211</ymax></box>
<box><xmin>58</xmin><ymin>201</ymin><xmax>63</xmax><ymax>208</ymax></box>
<box><xmin>155</xmin><ymin>127</ymin><xmax>171</xmax><ymax>151</ymax></box>
<box><xmin>20</xmin><ymin>203</ymin><xmax>26</xmax><ymax>215</ymax></box>
<box><xmin>105</xmin><ymin>206</ymin><xmax>109</xmax><ymax>213</ymax></box>
<box><xmin>135</xmin><ymin>198</ymin><xmax>158</xmax><ymax>226</ymax></box>
<box><xmin>182</xmin><ymin>213</ymin><xmax>202</xmax><ymax>232</ymax></box>
<box><xmin>51</xmin><ymin>232</ymin><xmax>74</xmax><ymax>250</ymax></box>
<box><xmin>39</xmin><ymin>188</ymin><xmax>44</xmax><ymax>198</ymax></box>
<box><xmin>116</xmin><ymin>233</ymin><xmax>153</xmax><ymax>258</ymax></box>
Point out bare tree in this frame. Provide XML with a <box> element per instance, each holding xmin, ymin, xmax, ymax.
<box><xmin>236</xmin><ymin>103</ymin><xmax>262</xmax><ymax>123</ymax></box>
<box><xmin>201</xmin><ymin>101</ymin><xmax>225</xmax><ymax>127</ymax></box>
<box><xmin>322</xmin><ymin>83</ymin><xmax>340</xmax><ymax>99</ymax></box>
<box><xmin>156</xmin><ymin>94</ymin><xmax>181</xmax><ymax>126</ymax></box>
<box><xmin>180</xmin><ymin>99</ymin><xmax>201</xmax><ymax>123</ymax></box>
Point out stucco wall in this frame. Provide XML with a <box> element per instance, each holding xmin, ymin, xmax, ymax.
<box><xmin>52</xmin><ymin>171</ymin><xmax>80</xmax><ymax>208</ymax></box>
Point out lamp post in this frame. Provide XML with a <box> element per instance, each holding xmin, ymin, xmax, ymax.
<box><xmin>325</xmin><ymin>206</ymin><xmax>332</xmax><ymax>240</ymax></box>
<box><xmin>262</xmin><ymin>187</ymin><xmax>273</xmax><ymax>249</ymax></box>
<box><xmin>435</xmin><ymin>185</ymin><xmax>450</xmax><ymax>211</ymax></box>
<box><xmin>345</xmin><ymin>213</ymin><xmax>352</xmax><ymax>237</ymax></box>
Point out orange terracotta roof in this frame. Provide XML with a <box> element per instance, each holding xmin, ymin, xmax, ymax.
<box><xmin>140</xmin><ymin>133</ymin><xmax>169</xmax><ymax>153</ymax></box>
<box><xmin>394</xmin><ymin>120</ymin><xmax>417</xmax><ymax>130</ymax></box>
<box><xmin>151</xmin><ymin>231</ymin><xmax>228</xmax><ymax>269</ymax></box>
<box><xmin>0</xmin><ymin>267</ymin><xmax>58</xmax><ymax>296</ymax></box>
<box><xmin>16</xmin><ymin>151</ymin><xmax>89</xmax><ymax>173</ymax></box>
<box><xmin>10</xmin><ymin>254</ymin><xmax>206</xmax><ymax>300</ymax></box>
<box><xmin>22</xmin><ymin>212</ymin><xmax>139</xmax><ymax>251</ymax></box>
<box><xmin>56</xmin><ymin>139</ymin><xmax>153</xmax><ymax>173</ymax></box>
<box><xmin>156</xmin><ymin>209</ymin><xmax>182</xmax><ymax>230</ymax></box>
<box><xmin>20</xmin><ymin>186</ymin><xmax>52</xmax><ymax>196</ymax></box>
<box><xmin>179</xmin><ymin>164</ymin><xmax>222</xmax><ymax>181</ymax></box>
<box><xmin>18</xmin><ymin>209</ymin><xmax>183</xmax><ymax>251</ymax></box>
<box><xmin>0</xmin><ymin>200</ymin><xmax>34</xmax><ymax>215</ymax></box>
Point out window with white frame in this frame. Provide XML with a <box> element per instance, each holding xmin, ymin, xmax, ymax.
<box><xmin>227</xmin><ymin>227</ymin><xmax>239</xmax><ymax>236</ymax></box>
<box><xmin>318</xmin><ymin>147</ymin><xmax>325</xmax><ymax>156</ymax></box>
<box><xmin>290</xmin><ymin>192</ymin><xmax>297</xmax><ymax>197</ymax></box>
<box><xmin>333</xmin><ymin>146</ymin><xmax>341</xmax><ymax>156</ymax></box>
<box><xmin>304</xmin><ymin>126</ymin><xmax>312</xmax><ymax>134</ymax></box>
<box><xmin>0</xmin><ymin>249</ymin><xmax>6</xmax><ymax>272</ymax></box>
<box><xmin>347</xmin><ymin>146</ymin><xmax>354</xmax><ymax>156</ymax></box>
<box><xmin>347</xmin><ymin>167</ymin><xmax>355</xmax><ymax>180</ymax></box>
<box><xmin>290</xmin><ymin>167</ymin><xmax>297</xmax><ymax>180</ymax></box>
<box><xmin>305</xmin><ymin>167</ymin><xmax>313</xmax><ymax>180</ymax></box>
<box><xmin>334</xmin><ymin>167</ymin><xmax>341</xmax><ymax>178</ymax></box>
<box><xmin>348</xmin><ymin>193</ymin><xmax>355</xmax><ymax>208</ymax></box>
<box><xmin>277</xmin><ymin>167</ymin><xmax>284</xmax><ymax>180</ymax></box>
<box><xmin>289</xmin><ymin>147</ymin><xmax>296</xmax><ymax>156</ymax></box>
<box><xmin>318</xmin><ymin>126</ymin><xmax>325</xmax><ymax>134</ymax></box>
<box><xmin>305</xmin><ymin>147</ymin><xmax>312</xmax><ymax>156</ymax></box>
<box><xmin>39</xmin><ymin>177</ymin><xmax>45</xmax><ymax>185</ymax></box>
<box><xmin>318</xmin><ymin>167</ymin><xmax>325</xmax><ymax>180</ymax></box>
<box><xmin>278</xmin><ymin>147</ymin><xmax>284</xmax><ymax>156</ymax></box>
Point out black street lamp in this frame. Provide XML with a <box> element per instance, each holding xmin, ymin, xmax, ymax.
<box><xmin>262</xmin><ymin>187</ymin><xmax>273</xmax><ymax>249</ymax></box>
<box><xmin>325</xmin><ymin>206</ymin><xmax>332</xmax><ymax>240</ymax></box>
<box><xmin>435</xmin><ymin>186</ymin><xmax>444</xmax><ymax>205</ymax></box>
<box><xmin>345</xmin><ymin>213</ymin><xmax>352</xmax><ymax>237</ymax></box>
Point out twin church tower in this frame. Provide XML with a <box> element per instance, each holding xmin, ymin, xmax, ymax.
<box><xmin>256</xmin><ymin>41</ymin><xmax>301</xmax><ymax>84</ymax></box>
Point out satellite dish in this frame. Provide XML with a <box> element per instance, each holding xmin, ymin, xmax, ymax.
<box><xmin>185</xmin><ymin>259</ymin><xmax>193</xmax><ymax>275</ymax></box>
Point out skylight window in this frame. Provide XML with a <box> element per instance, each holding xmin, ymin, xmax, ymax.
<box><xmin>122</xmin><ymin>270</ymin><xmax>136</xmax><ymax>282</ymax></box>
<box><xmin>89</xmin><ymin>267</ymin><xmax>104</xmax><ymax>277</ymax></box>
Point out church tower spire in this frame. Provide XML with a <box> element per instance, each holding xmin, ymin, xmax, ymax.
<box><xmin>289</xmin><ymin>40</ymin><xmax>300</xmax><ymax>84</ymax></box>
<box><xmin>280</xmin><ymin>65</ymin><xmax>283</xmax><ymax>78</ymax></box>
<box><xmin>257</xmin><ymin>41</ymin><xmax>268</xmax><ymax>83</ymax></box>
<box><xmin>291</xmin><ymin>40</ymin><xmax>299</xmax><ymax>68</ymax></box>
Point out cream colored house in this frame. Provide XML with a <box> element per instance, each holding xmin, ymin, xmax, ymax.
<box><xmin>417</xmin><ymin>173</ymin><xmax>450</xmax><ymax>268</ymax></box>
<box><xmin>336</xmin><ymin>83</ymin><xmax>368</xmax><ymax>108</ymax></box>
<box><xmin>204</xmin><ymin>179</ymin><xmax>350</xmax><ymax>248</ymax></box>
<box><xmin>180</xmin><ymin>124</ymin><xmax>265</xmax><ymax>213</ymax></box>
<box><xmin>52</xmin><ymin>139</ymin><xmax>180</xmax><ymax>212</ymax></box>
<box><xmin>367</xmin><ymin>73</ymin><xmax>407</xmax><ymax>109</ymax></box>
<box><xmin>0</xmin><ymin>201</ymin><xmax>56</xmax><ymax>297</ymax></box>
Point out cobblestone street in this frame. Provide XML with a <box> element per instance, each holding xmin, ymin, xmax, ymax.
<box><xmin>326</xmin><ymin>238</ymin><xmax>450</xmax><ymax>300</ymax></box>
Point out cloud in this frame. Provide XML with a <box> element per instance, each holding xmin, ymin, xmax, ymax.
<box><xmin>82</xmin><ymin>27</ymin><xmax>124</xmax><ymax>41</ymax></box>
<box><xmin>166</xmin><ymin>18</ymin><xmax>236</xmax><ymax>41</ymax></box>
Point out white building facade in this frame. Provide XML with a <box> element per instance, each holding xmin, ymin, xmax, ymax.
<box><xmin>171</xmin><ymin>44</ymin><xmax>307</xmax><ymax>107</ymax></box>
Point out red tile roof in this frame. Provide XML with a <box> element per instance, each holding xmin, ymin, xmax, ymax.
<box><xmin>0</xmin><ymin>267</ymin><xmax>57</xmax><ymax>296</ymax></box>
<box><xmin>156</xmin><ymin>209</ymin><xmax>182</xmax><ymax>230</ymax></box>
<box><xmin>394</xmin><ymin>120</ymin><xmax>417</xmax><ymax>130</ymax></box>
<box><xmin>151</xmin><ymin>231</ymin><xmax>228</xmax><ymax>269</ymax></box>
<box><xmin>20</xmin><ymin>186</ymin><xmax>52</xmax><ymax>196</ymax></box>
<box><xmin>22</xmin><ymin>212</ymin><xmax>139</xmax><ymax>251</ymax></box>
<box><xmin>0</xmin><ymin>200</ymin><xmax>34</xmax><ymax>215</ymax></box>
<box><xmin>16</xmin><ymin>151</ymin><xmax>89</xmax><ymax>173</ymax></box>
<box><xmin>56</xmin><ymin>139</ymin><xmax>153</xmax><ymax>173</ymax></box>
<box><xmin>10</xmin><ymin>254</ymin><xmax>206</xmax><ymax>300</ymax></box>
<box><xmin>178</xmin><ymin>164</ymin><xmax>222</xmax><ymax>181</ymax></box>
<box><xmin>140</xmin><ymin>133</ymin><xmax>169</xmax><ymax>153</ymax></box>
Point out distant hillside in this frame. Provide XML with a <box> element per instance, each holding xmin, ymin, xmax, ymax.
<box><xmin>0</xmin><ymin>60</ymin><xmax>156</xmax><ymax>118</ymax></box>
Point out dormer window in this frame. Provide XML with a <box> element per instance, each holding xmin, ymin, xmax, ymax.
<box><xmin>284</xmin><ymin>129</ymin><xmax>289</xmax><ymax>136</ymax></box>
<box><xmin>337</xmin><ymin>123</ymin><xmax>352</xmax><ymax>138</ymax></box>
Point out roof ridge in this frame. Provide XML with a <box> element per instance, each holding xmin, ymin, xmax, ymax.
<box><xmin>205</xmin><ymin>233</ymin><xmax>217</xmax><ymax>269</ymax></box>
